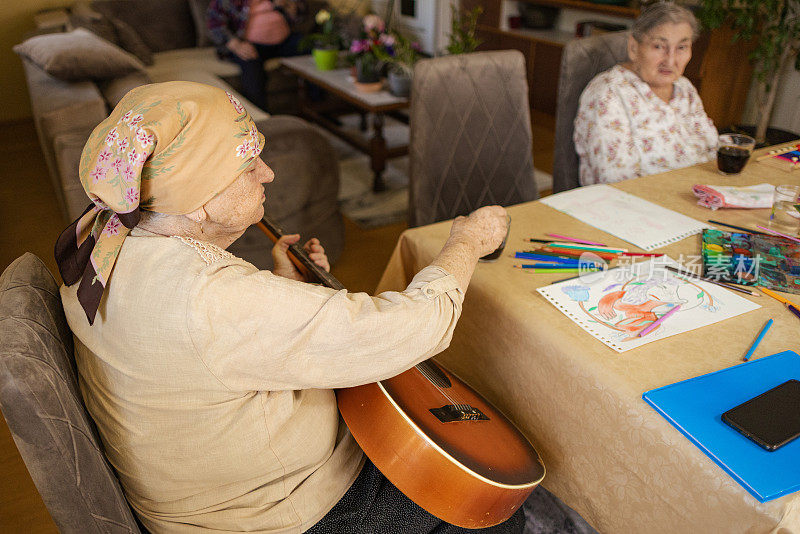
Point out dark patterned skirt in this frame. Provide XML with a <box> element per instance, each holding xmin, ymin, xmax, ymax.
<box><xmin>305</xmin><ymin>459</ymin><xmax>525</xmax><ymax>534</ymax></box>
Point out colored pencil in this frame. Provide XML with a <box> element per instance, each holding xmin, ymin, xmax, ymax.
<box><xmin>515</xmin><ymin>252</ymin><xmax>584</xmax><ymax>263</ymax></box>
<box><xmin>664</xmin><ymin>265</ymin><xmax>761</xmax><ymax>297</ymax></box>
<box><xmin>545</xmin><ymin>233</ymin><xmax>607</xmax><ymax>247</ymax></box>
<box><xmin>524</xmin><ymin>249</ymin><xmax>586</xmax><ymax>259</ymax></box>
<box><xmin>547</xmin><ymin>243</ymin><xmax>627</xmax><ymax>253</ymax></box>
<box><xmin>528</xmin><ymin>238</ymin><xmax>554</xmax><ymax>244</ymax></box>
<box><xmin>619</xmin><ymin>252</ymin><xmax>666</xmax><ymax>257</ymax></box>
<box><xmin>638</xmin><ymin>304</ymin><xmax>681</xmax><ymax>337</ymax></box>
<box><xmin>516</xmin><ymin>263</ymin><xmax>600</xmax><ymax>269</ymax></box>
<box><xmin>757</xmin><ymin>286</ymin><xmax>800</xmax><ymax>307</ymax></box>
<box><xmin>786</xmin><ymin>303</ymin><xmax>800</xmax><ymax>321</ymax></box>
<box><xmin>515</xmin><ymin>268</ymin><xmax>600</xmax><ymax>274</ymax></box>
<box><xmin>541</xmin><ymin>247</ymin><xmax>619</xmax><ymax>261</ymax></box>
<box><xmin>755</xmin><ymin>225</ymin><xmax>800</xmax><ymax>244</ymax></box>
<box><xmin>707</xmin><ymin>220</ymin><xmax>771</xmax><ymax>236</ymax></box>
<box><xmin>743</xmin><ymin>318</ymin><xmax>773</xmax><ymax>361</ymax></box>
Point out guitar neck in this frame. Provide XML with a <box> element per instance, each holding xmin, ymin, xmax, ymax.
<box><xmin>256</xmin><ymin>216</ymin><xmax>346</xmax><ymax>291</ymax></box>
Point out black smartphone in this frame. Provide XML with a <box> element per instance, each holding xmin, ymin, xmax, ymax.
<box><xmin>721</xmin><ymin>379</ymin><xmax>800</xmax><ymax>451</ymax></box>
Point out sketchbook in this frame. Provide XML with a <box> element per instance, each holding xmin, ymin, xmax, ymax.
<box><xmin>540</xmin><ymin>184</ymin><xmax>713</xmax><ymax>250</ymax></box>
<box><xmin>537</xmin><ymin>257</ymin><xmax>761</xmax><ymax>352</ymax></box>
<box><xmin>643</xmin><ymin>350</ymin><xmax>800</xmax><ymax>502</ymax></box>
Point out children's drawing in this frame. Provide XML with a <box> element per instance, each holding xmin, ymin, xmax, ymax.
<box><xmin>538</xmin><ymin>257</ymin><xmax>760</xmax><ymax>352</ymax></box>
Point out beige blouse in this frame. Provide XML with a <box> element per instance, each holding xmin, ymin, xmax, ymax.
<box><xmin>60</xmin><ymin>228</ymin><xmax>464</xmax><ymax>533</ymax></box>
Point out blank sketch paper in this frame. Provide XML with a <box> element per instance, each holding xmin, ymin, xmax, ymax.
<box><xmin>537</xmin><ymin>257</ymin><xmax>761</xmax><ymax>352</ymax></box>
<box><xmin>540</xmin><ymin>184</ymin><xmax>713</xmax><ymax>250</ymax></box>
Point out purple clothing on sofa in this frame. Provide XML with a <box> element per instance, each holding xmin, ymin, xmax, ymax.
<box><xmin>206</xmin><ymin>0</ymin><xmax>306</xmax><ymax>49</ymax></box>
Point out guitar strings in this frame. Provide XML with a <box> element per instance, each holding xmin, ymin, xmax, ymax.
<box><xmin>415</xmin><ymin>365</ymin><xmax>471</xmax><ymax>411</ymax></box>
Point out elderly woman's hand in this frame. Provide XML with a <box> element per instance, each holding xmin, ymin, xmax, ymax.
<box><xmin>271</xmin><ymin>234</ymin><xmax>330</xmax><ymax>281</ymax></box>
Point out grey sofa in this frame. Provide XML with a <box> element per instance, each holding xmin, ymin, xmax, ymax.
<box><xmin>18</xmin><ymin>0</ymin><xmax>343</xmax><ymax>269</ymax></box>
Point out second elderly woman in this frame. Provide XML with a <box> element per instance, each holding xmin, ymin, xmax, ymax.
<box><xmin>574</xmin><ymin>3</ymin><xmax>718</xmax><ymax>185</ymax></box>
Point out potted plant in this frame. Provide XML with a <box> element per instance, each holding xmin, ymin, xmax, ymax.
<box><xmin>299</xmin><ymin>9</ymin><xmax>343</xmax><ymax>70</ymax></box>
<box><xmin>699</xmin><ymin>0</ymin><xmax>800</xmax><ymax>145</ymax></box>
<box><xmin>373</xmin><ymin>30</ymin><xmax>422</xmax><ymax>97</ymax></box>
<box><xmin>446</xmin><ymin>4</ymin><xmax>483</xmax><ymax>55</ymax></box>
<box><xmin>347</xmin><ymin>14</ymin><xmax>392</xmax><ymax>91</ymax></box>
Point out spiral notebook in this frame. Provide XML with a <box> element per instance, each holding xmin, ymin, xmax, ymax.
<box><xmin>537</xmin><ymin>257</ymin><xmax>760</xmax><ymax>352</ymax></box>
<box><xmin>540</xmin><ymin>185</ymin><xmax>713</xmax><ymax>251</ymax></box>
<box><xmin>643</xmin><ymin>350</ymin><xmax>800</xmax><ymax>502</ymax></box>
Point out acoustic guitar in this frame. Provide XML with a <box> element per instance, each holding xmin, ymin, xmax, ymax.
<box><xmin>257</xmin><ymin>216</ymin><xmax>545</xmax><ymax>529</ymax></box>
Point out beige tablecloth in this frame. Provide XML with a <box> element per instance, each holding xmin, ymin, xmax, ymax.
<box><xmin>376</xmin><ymin>152</ymin><xmax>800</xmax><ymax>533</ymax></box>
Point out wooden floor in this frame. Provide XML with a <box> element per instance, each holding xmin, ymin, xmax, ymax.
<box><xmin>0</xmin><ymin>113</ymin><xmax>554</xmax><ymax>530</ymax></box>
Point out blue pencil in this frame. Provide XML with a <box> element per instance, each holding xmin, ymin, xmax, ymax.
<box><xmin>515</xmin><ymin>252</ymin><xmax>582</xmax><ymax>263</ymax></box>
<box><xmin>743</xmin><ymin>318</ymin><xmax>773</xmax><ymax>362</ymax></box>
<box><xmin>519</xmin><ymin>263</ymin><xmax>596</xmax><ymax>269</ymax></box>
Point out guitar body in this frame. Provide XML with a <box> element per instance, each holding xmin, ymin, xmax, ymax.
<box><xmin>337</xmin><ymin>361</ymin><xmax>545</xmax><ymax>529</ymax></box>
<box><xmin>256</xmin><ymin>216</ymin><xmax>545</xmax><ymax>528</ymax></box>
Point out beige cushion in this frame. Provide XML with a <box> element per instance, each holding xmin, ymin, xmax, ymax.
<box><xmin>98</xmin><ymin>70</ymin><xmax>152</xmax><ymax>108</ymax></box>
<box><xmin>105</xmin><ymin>15</ymin><xmax>154</xmax><ymax>65</ymax></box>
<box><xmin>14</xmin><ymin>28</ymin><xmax>145</xmax><ymax>81</ymax></box>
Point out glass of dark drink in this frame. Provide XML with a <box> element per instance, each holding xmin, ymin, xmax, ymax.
<box><xmin>717</xmin><ymin>134</ymin><xmax>755</xmax><ymax>175</ymax></box>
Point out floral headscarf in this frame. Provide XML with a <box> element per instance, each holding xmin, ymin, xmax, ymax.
<box><xmin>55</xmin><ymin>81</ymin><xmax>265</xmax><ymax>324</ymax></box>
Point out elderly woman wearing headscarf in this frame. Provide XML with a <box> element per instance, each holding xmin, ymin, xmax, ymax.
<box><xmin>55</xmin><ymin>82</ymin><xmax>518</xmax><ymax>533</ymax></box>
<box><xmin>573</xmin><ymin>3</ymin><xmax>718</xmax><ymax>185</ymax></box>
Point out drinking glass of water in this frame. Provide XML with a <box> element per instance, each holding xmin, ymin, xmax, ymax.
<box><xmin>769</xmin><ymin>185</ymin><xmax>800</xmax><ymax>235</ymax></box>
<box><xmin>717</xmin><ymin>134</ymin><xmax>755</xmax><ymax>175</ymax></box>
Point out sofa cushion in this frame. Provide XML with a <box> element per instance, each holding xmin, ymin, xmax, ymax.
<box><xmin>69</xmin><ymin>1</ymin><xmax>119</xmax><ymax>45</ymax></box>
<box><xmin>147</xmin><ymin>47</ymin><xmax>240</xmax><ymax>79</ymax></box>
<box><xmin>187</xmin><ymin>0</ymin><xmax>213</xmax><ymax>48</ymax></box>
<box><xmin>145</xmin><ymin>66</ymin><xmax>269</xmax><ymax>122</ymax></box>
<box><xmin>13</xmin><ymin>28</ymin><xmax>145</xmax><ymax>81</ymax></box>
<box><xmin>54</xmin><ymin>130</ymin><xmax>95</xmax><ymax>221</ymax></box>
<box><xmin>91</xmin><ymin>0</ymin><xmax>196</xmax><ymax>53</ymax></box>
<box><xmin>98</xmin><ymin>71</ymin><xmax>153</xmax><ymax>108</ymax></box>
<box><xmin>105</xmin><ymin>16</ymin><xmax>154</xmax><ymax>65</ymax></box>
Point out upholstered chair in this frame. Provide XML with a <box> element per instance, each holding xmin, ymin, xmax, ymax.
<box><xmin>0</xmin><ymin>253</ymin><xmax>143</xmax><ymax>533</ymax></box>
<box><xmin>408</xmin><ymin>50</ymin><xmax>539</xmax><ymax>228</ymax></box>
<box><xmin>552</xmin><ymin>31</ymin><xmax>629</xmax><ymax>193</ymax></box>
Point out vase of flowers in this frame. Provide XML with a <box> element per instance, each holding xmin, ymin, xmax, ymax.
<box><xmin>300</xmin><ymin>9</ymin><xmax>343</xmax><ymax>70</ymax></box>
<box><xmin>373</xmin><ymin>31</ymin><xmax>421</xmax><ymax>97</ymax></box>
<box><xmin>348</xmin><ymin>14</ymin><xmax>392</xmax><ymax>91</ymax></box>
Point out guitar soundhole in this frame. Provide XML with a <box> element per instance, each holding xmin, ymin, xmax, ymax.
<box><xmin>430</xmin><ymin>405</ymin><xmax>489</xmax><ymax>423</ymax></box>
<box><xmin>416</xmin><ymin>360</ymin><xmax>451</xmax><ymax>388</ymax></box>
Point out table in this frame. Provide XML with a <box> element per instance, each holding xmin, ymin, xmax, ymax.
<box><xmin>375</xmin><ymin>149</ymin><xmax>800</xmax><ymax>533</ymax></box>
<box><xmin>280</xmin><ymin>55</ymin><xmax>409</xmax><ymax>192</ymax></box>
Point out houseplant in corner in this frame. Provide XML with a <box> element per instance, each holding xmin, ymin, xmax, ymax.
<box><xmin>373</xmin><ymin>30</ymin><xmax>422</xmax><ymax>97</ymax></box>
<box><xmin>446</xmin><ymin>4</ymin><xmax>483</xmax><ymax>55</ymax></box>
<box><xmin>348</xmin><ymin>14</ymin><xmax>392</xmax><ymax>92</ymax></box>
<box><xmin>300</xmin><ymin>9</ymin><xmax>342</xmax><ymax>70</ymax></box>
<box><xmin>699</xmin><ymin>0</ymin><xmax>800</xmax><ymax>145</ymax></box>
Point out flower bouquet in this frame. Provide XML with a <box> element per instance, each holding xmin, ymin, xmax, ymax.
<box><xmin>347</xmin><ymin>14</ymin><xmax>393</xmax><ymax>90</ymax></box>
<box><xmin>371</xmin><ymin>30</ymin><xmax>422</xmax><ymax>97</ymax></box>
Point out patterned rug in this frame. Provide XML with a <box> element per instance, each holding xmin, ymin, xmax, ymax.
<box><xmin>321</xmin><ymin>114</ymin><xmax>553</xmax><ymax>229</ymax></box>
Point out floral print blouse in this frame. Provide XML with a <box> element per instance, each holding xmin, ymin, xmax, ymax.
<box><xmin>574</xmin><ymin>64</ymin><xmax>717</xmax><ymax>186</ymax></box>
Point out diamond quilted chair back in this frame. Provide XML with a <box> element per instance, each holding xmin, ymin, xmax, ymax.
<box><xmin>552</xmin><ymin>31</ymin><xmax>629</xmax><ymax>193</ymax></box>
<box><xmin>0</xmin><ymin>253</ymin><xmax>142</xmax><ymax>533</ymax></box>
<box><xmin>408</xmin><ymin>50</ymin><xmax>539</xmax><ymax>227</ymax></box>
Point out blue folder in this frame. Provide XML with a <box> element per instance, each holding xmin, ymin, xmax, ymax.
<box><xmin>643</xmin><ymin>350</ymin><xmax>800</xmax><ymax>502</ymax></box>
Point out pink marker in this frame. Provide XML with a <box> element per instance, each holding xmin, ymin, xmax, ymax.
<box><xmin>638</xmin><ymin>304</ymin><xmax>681</xmax><ymax>337</ymax></box>
<box><xmin>545</xmin><ymin>233</ymin><xmax>607</xmax><ymax>247</ymax></box>
<box><xmin>755</xmin><ymin>226</ymin><xmax>800</xmax><ymax>244</ymax></box>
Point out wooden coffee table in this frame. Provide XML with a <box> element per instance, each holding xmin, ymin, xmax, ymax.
<box><xmin>280</xmin><ymin>55</ymin><xmax>409</xmax><ymax>192</ymax></box>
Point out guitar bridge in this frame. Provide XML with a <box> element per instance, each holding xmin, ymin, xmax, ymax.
<box><xmin>430</xmin><ymin>404</ymin><xmax>489</xmax><ymax>423</ymax></box>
